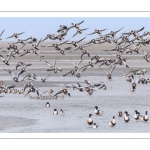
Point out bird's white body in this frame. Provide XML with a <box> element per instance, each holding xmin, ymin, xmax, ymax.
<box><xmin>124</xmin><ymin>116</ymin><xmax>130</xmax><ymax>122</ymax></box>
<box><xmin>109</xmin><ymin>118</ymin><xmax>116</xmax><ymax>127</ymax></box>
<box><xmin>112</xmin><ymin>119</ymin><xmax>116</xmax><ymax>124</ymax></box>
<box><xmin>134</xmin><ymin>114</ymin><xmax>140</xmax><ymax>120</ymax></box>
<box><xmin>88</xmin><ymin>118</ymin><xmax>92</xmax><ymax>122</ymax></box>
<box><xmin>45</xmin><ymin>104</ymin><xmax>50</xmax><ymax>107</ymax></box>
<box><xmin>93</xmin><ymin>125</ymin><xmax>98</xmax><ymax>128</ymax></box>
<box><xmin>141</xmin><ymin>115</ymin><xmax>148</xmax><ymax>121</ymax></box>
<box><xmin>53</xmin><ymin>111</ymin><xmax>58</xmax><ymax>115</ymax></box>
<box><xmin>95</xmin><ymin>109</ymin><xmax>98</xmax><ymax>114</ymax></box>
<box><xmin>145</xmin><ymin>115</ymin><xmax>149</xmax><ymax>120</ymax></box>
<box><xmin>59</xmin><ymin>110</ymin><xmax>63</xmax><ymax>114</ymax></box>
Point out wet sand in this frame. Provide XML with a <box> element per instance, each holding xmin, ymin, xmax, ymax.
<box><xmin>0</xmin><ymin>42</ymin><xmax>150</xmax><ymax>132</ymax></box>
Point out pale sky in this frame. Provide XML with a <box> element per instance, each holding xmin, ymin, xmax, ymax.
<box><xmin>0</xmin><ymin>17</ymin><xmax>149</xmax><ymax>42</ymax></box>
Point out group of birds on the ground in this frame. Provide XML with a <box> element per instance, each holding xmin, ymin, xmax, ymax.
<box><xmin>87</xmin><ymin>107</ymin><xmax>148</xmax><ymax>128</ymax></box>
<box><xmin>45</xmin><ymin>102</ymin><xmax>64</xmax><ymax>115</ymax></box>
<box><xmin>0</xmin><ymin>20</ymin><xmax>150</xmax><ymax>128</ymax></box>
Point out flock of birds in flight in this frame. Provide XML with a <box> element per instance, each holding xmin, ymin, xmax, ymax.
<box><xmin>0</xmin><ymin>20</ymin><xmax>149</xmax><ymax>128</ymax></box>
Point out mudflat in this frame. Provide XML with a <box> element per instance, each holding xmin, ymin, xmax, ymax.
<box><xmin>0</xmin><ymin>41</ymin><xmax>149</xmax><ymax>133</ymax></box>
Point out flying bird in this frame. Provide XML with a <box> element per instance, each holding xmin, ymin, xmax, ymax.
<box><xmin>6</xmin><ymin>32</ymin><xmax>25</xmax><ymax>39</ymax></box>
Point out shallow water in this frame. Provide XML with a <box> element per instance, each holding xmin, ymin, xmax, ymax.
<box><xmin>0</xmin><ymin>76</ymin><xmax>150</xmax><ymax>133</ymax></box>
<box><xmin>0</xmin><ymin>42</ymin><xmax>150</xmax><ymax>133</ymax></box>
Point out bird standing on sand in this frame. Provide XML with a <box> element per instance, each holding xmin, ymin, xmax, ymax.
<box><xmin>94</xmin><ymin>106</ymin><xmax>104</xmax><ymax>115</ymax></box>
<box><xmin>45</xmin><ymin>102</ymin><xmax>50</xmax><ymax>107</ymax></box>
<box><xmin>109</xmin><ymin>116</ymin><xmax>116</xmax><ymax>127</ymax></box>
<box><xmin>53</xmin><ymin>109</ymin><xmax>58</xmax><ymax>115</ymax></box>
<box><xmin>87</xmin><ymin>114</ymin><xmax>93</xmax><ymax>126</ymax></box>
<box><xmin>93</xmin><ymin>123</ymin><xmax>98</xmax><ymax>128</ymax></box>
<box><xmin>141</xmin><ymin>111</ymin><xmax>148</xmax><ymax>122</ymax></box>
